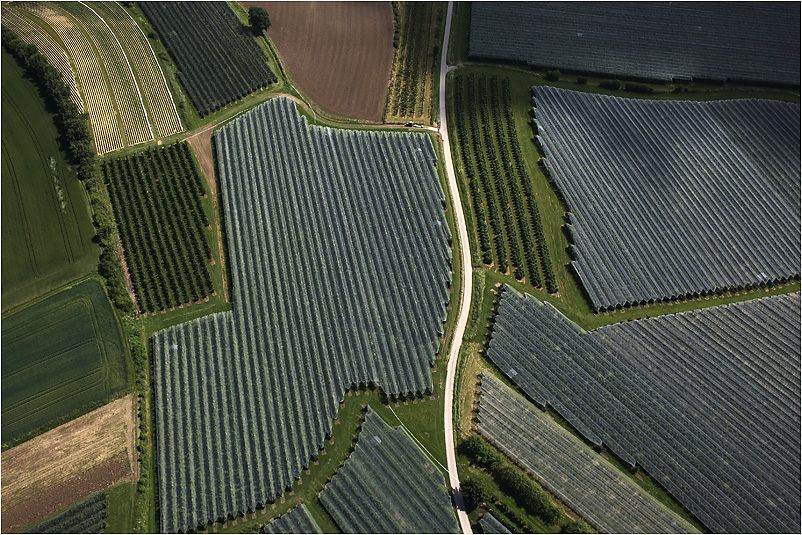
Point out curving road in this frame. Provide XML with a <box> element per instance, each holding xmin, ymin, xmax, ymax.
<box><xmin>438</xmin><ymin>2</ymin><xmax>473</xmax><ymax>533</ymax></box>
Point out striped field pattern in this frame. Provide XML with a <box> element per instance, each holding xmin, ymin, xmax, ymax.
<box><xmin>533</xmin><ymin>87</ymin><xmax>800</xmax><ymax>310</ymax></box>
<box><xmin>262</xmin><ymin>504</ymin><xmax>321</xmax><ymax>534</ymax></box>
<box><xmin>319</xmin><ymin>407</ymin><xmax>459</xmax><ymax>533</ymax></box>
<box><xmin>486</xmin><ymin>288</ymin><xmax>800</xmax><ymax>533</ymax></box>
<box><xmin>153</xmin><ymin>97</ymin><xmax>452</xmax><ymax>532</ymax></box>
<box><xmin>478</xmin><ymin>373</ymin><xmax>698</xmax><ymax>533</ymax></box>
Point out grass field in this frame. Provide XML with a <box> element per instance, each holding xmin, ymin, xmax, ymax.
<box><xmin>1</xmin><ymin>279</ymin><xmax>128</xmax><ymax>446</ymax></box>
<box><xmin>1</xmin><ymin>49</ymin><xmax>98</xmax><ymax>313</ymax></box>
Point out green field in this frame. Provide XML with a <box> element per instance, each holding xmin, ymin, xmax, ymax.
<box><xmin>1</xmin><ymin>279</ymin><xmax>128</xmax><ymax>446</ymax></box>
<box><xmin>1</xmin><ymin>49</ymin><xmax>98</xmax><ymax>313</ymax></box>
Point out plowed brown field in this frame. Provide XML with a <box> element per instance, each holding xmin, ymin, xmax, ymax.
<box><xmin>0</xmin><ymin>395</ymin><xmax>136</xmax><ymax>532</ymax></box>
<box><xmin>250</xmin><ymin>1</ymin><xmax>394</xmax><ymax>122</ymax></box>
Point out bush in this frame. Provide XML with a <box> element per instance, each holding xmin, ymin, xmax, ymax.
<box><xmin>248</xmin><ymin>6</ymin><xmax>270</xmax><ymax>35</ymax></box>
<box><xmin>461</xmin><ymin>435</ymin><xmax>504</xmax><ymax>468</ymax></box>
<box><xmin>576</xmin><ymin>76</ymin><xmax>588</xmax><ymax>84</ymax></box>
<box><xmin>545</xmin><ymin>69</ymin><xmax>561</xmax><ymax>82</ymax></box>
<box><xmin>562</xmin><ymin>518</ymin><xmax>592</xmax><ymax>533</ymax></box>
<box><xmin>461</xmin><ymin>478</ymin><xmax>495</xmax><ymax>510</ymax></box>
<box><xmin>599</xmin><ymin>79</ymin><xmax>621</xmax><ymax>90</ymax></box>
<box><xmin>673</xmin><ymin>84</ymin><xmax>689</xmax><ymax>94</ymax></box>
<box><xmin>624</xmin><ymin>81</ymin><xmax>654</xmax><ymax>94</ymax></box>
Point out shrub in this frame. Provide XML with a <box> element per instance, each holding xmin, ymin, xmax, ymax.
<box><xmin>461</xmin><ymin>435</ymin><xmax>504</xmax><ymax>468</ymax></box>
<box><xmin>624</xmin><ymin>81</ymin><xmax>654</xmax><ymax>94</ymax></box>
<box><xmin>562</xmin><ymin>518</ymin><xmax>592</xmax><ymax>533</ymax></box>
<box><xmin>545</xmin><ymin>69</ymin><xmax>561</xmax><ymax>82</ymax></box>
<box><xmin>461</xmin><ymin>478</ymin><xmax>495</xmax><ymax>510</ymax></box>
<box><xmin>599</xmin><ymin>79</ymin><xmax>621</xmax><ymax>90</ymax></box>
<box><xmin>576</xmin><ymin>76</ymin><xmax>588</xmax><ymax>84</ymax></box>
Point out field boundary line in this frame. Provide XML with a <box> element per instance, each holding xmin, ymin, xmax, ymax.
<box><xmin>78</xmin><ymin>1</ymin><xmax>154</xmax><ymax>141</ymax></box>
<box><xmin>115</xmin><ymin>0</ymin><xmax>183</xmax><ymax>132</ymax></box>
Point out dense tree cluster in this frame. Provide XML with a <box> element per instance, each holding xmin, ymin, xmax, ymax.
<box><xmin>248</xmin><ymin>6</ymin><xmax>270</xmax><ymax>35</ymax></box>
<box><xmin>461</xmin><ymin>434</ymin><xmax>564</xmax><ymax>527</ymax></box>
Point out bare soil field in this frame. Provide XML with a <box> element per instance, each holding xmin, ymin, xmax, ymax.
<box><xmin>1</xmin><ymin>395</ymin><xmax>136</xmax><ymax>532</ymax></box>
<box><xmin>251</xmin><ymin>1</ymin><xmax>394</xmax><ymax>122</ymax></box>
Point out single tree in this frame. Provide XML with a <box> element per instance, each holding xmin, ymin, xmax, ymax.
<box><xmin>248</xmin><ymin>6</ymin><xmax>271</xmax><ymax>35</ymax></box>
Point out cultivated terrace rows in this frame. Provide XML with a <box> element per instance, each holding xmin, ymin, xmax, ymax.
<box><xmin>486</xmin><ymin>288</ymin><xmax>800</xmax><ymax>532</ymax></box>
<box><xmin>153</xmin><ymin>97</ymin><xmax>452</xmax><ymax>533</ymax></box>
<box><xmin>262</xmin><ymin>504</ymin><xmax>321</xmax><ymax>535</ymax></box>
<box><xmin>140</xmin><ymin>1</ymin><xmax>277</xmax><ymax>117</ymax></box>
<box><xmin>5</xmin><ymin>0</ymin><xmax>182</xmax><ymax>154</ymax></box>
<box><xmin>469</xmin><ymin>2</ymin><xmax>800</xmax><ymax>85</ymax></box>
<box><xmin>477</xmin><ymin>373</ymin><xmax>698</xmax><ymax>533</ymax></box>
<box><xmin>533</xmin><ymin>86</ymin><xmax>800</xmax><ymax>310</ymax></box>
<box><xmin>319</xmin><ymin>408</ymin><xmax>459</xmax><ymax>533</ymax></box>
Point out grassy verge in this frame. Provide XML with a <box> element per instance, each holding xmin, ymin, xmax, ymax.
<box><xmin>105</xmin><ymin>482</ymin><xmax>135</xmax><ymax>533</ymax></box>
<box><xmin>446</xmin><ymin>1</ymin><xmax>470</xmax><ymax>66</ymax></box>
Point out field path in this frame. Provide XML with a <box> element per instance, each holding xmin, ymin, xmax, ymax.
<box><xmin>439</xmin><ymin>2</ymin><xmax>473</xmax><ymax>533</ymax></box>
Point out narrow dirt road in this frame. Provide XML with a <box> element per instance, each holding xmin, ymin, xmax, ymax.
<box><xmin>439</xmin><ymin>3</ymin><xmax>473</xmax><ymax>533</ymax></box>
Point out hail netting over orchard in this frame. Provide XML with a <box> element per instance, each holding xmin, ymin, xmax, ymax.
<box><xmin>152</xmin><ymin>97</ymin><xmax>452</xmax><ymax>533</ymax></box>
<box><xmin>487</xmin><ymin>288</ymin><xmax>801</xmax><ymax>533</ymax></box>
<box><xmin>477</xmin><ymin>373</ymin><xmax>697</xmax><ymax>534</ymax></box>
<box><xmin>532</xmin><ymin>87</ymin><xmax>800</xmax><ymax>311</ymax></box>
<box><xmin>469</xmin><ymin>2</ymin><xmax>800</xmax><ymax>86</ymax></box>
<box><xmin>319</xmin><ymin>408</ymin><xmax>460</xmax><ymax>533</ymax></box>
<box><xmin>262</xmin><ymin>504</ymin><xmax>321</xmax><ymax>534</ymax></box>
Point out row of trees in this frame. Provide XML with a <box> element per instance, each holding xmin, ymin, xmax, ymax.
<box><xmin>388</xmin><ymin>2</ymin><xmax>440</xmax><ymax>120</ymax></box>
<box><xmin>461</xmin><ymin>435</ymin><xmax>592</xmax><ymax>533</ymax></box>
<box><xmin>2</xmin><ymin>27</ymin><xmax>137</xmax><ymax>313</ymax></box>
<box><xmin>454</xmin><ymin>73</ymin><xmax>558</xmax><ymax>292</ymax></box>
<box><xmin>453</xmin><ymin>73</ymin><xmax>492</xmax><ymax>264</ymax></box>
<box><xmin>502</xmin><ymin>79</ymin><xmax>558</xmax><ymax>293</ymax></box>
<box><xmin>103</xmin><ymin>142</ymin><xmax>214</xmax><ymax>314</ymax></box>
<box><xmin>1</xmin><ymin>28</ymin><xmax>94</xmax><ymax>176</ymax></box>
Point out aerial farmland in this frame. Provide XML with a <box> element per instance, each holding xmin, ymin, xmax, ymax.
<box><xmin>1</xmin><ymin>1</ymin><xmax>799</xmax><ymax>534</ymax></box>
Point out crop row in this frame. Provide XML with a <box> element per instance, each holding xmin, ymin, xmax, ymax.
<box><xmin>533</xmin><ymin>86</ymin><xmax>800</xmax><ymax>310</ymax></box>
<box><xmin>388</xmin><ymin>2</ymin><xmax>441</xmax><ymax>122</ymax></box>
<box><xmin>140</xmin><ymin>2</ymin><xmax>277</xmax><ymax>117</ymax></box>
<box><xmin>152</xmin><ymin>97</ymin><xmax>452</xmax><ymax>533</ymax></box>
<box><xmin>263</xmin><ymin>504</ymin><xmax>321</xmax><ymax>534</ymax></box>
<box><xmin>83</xmin><ymin>1</ymin><xmax>183</xmax><ymax>138</ymax></box>
<box><xmin>452</xmin><ymin>73</ymin><xmax>555</xmax><ymax>290</ymax></box>
<box><xmin>7</xmin><ymin>1</ymin><xmax>183</xmax><ymax>153</ymax></box>
<box><xmin>486</xmin><ymin>287</ymin><xmax>801</xmax><ymax>533</ymax></box>
<box><xmin>55</xmin><ymin>1</ymin><xmax>152</xmax><ymax>146</ymax></box>
<box><xmin>1</xmin><ymin>6</ymin><xmax>83</xmax><ymax>111</ymax></box>
<box><xmin>25</xmin><ymin>492</ymin><xmax>106</xmax><ymax>534</ymax></box>
<box><xmin>469</xmin><ymin>2</ymin><xmax>799</xmax><ymax>86</ymax></box>
<box><xmin>319</xmin><ymin>408</ymin><xmax>459</xmax><ymax>533</ymax></box>
<box><xmin>477</xmin><ymin>373</ymin><xmax>697</xmax><ymax>533</ymax></box>
<box><xmin>103</xmin><ymin>142</ymin><xmax>213</xmax><ymax>314</ymax></box>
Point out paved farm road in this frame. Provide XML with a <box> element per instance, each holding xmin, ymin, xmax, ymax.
<box><xmin>439</xmin><ymin>2</ymin><xmax>473</xmax><ymax>533</ymax></box>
